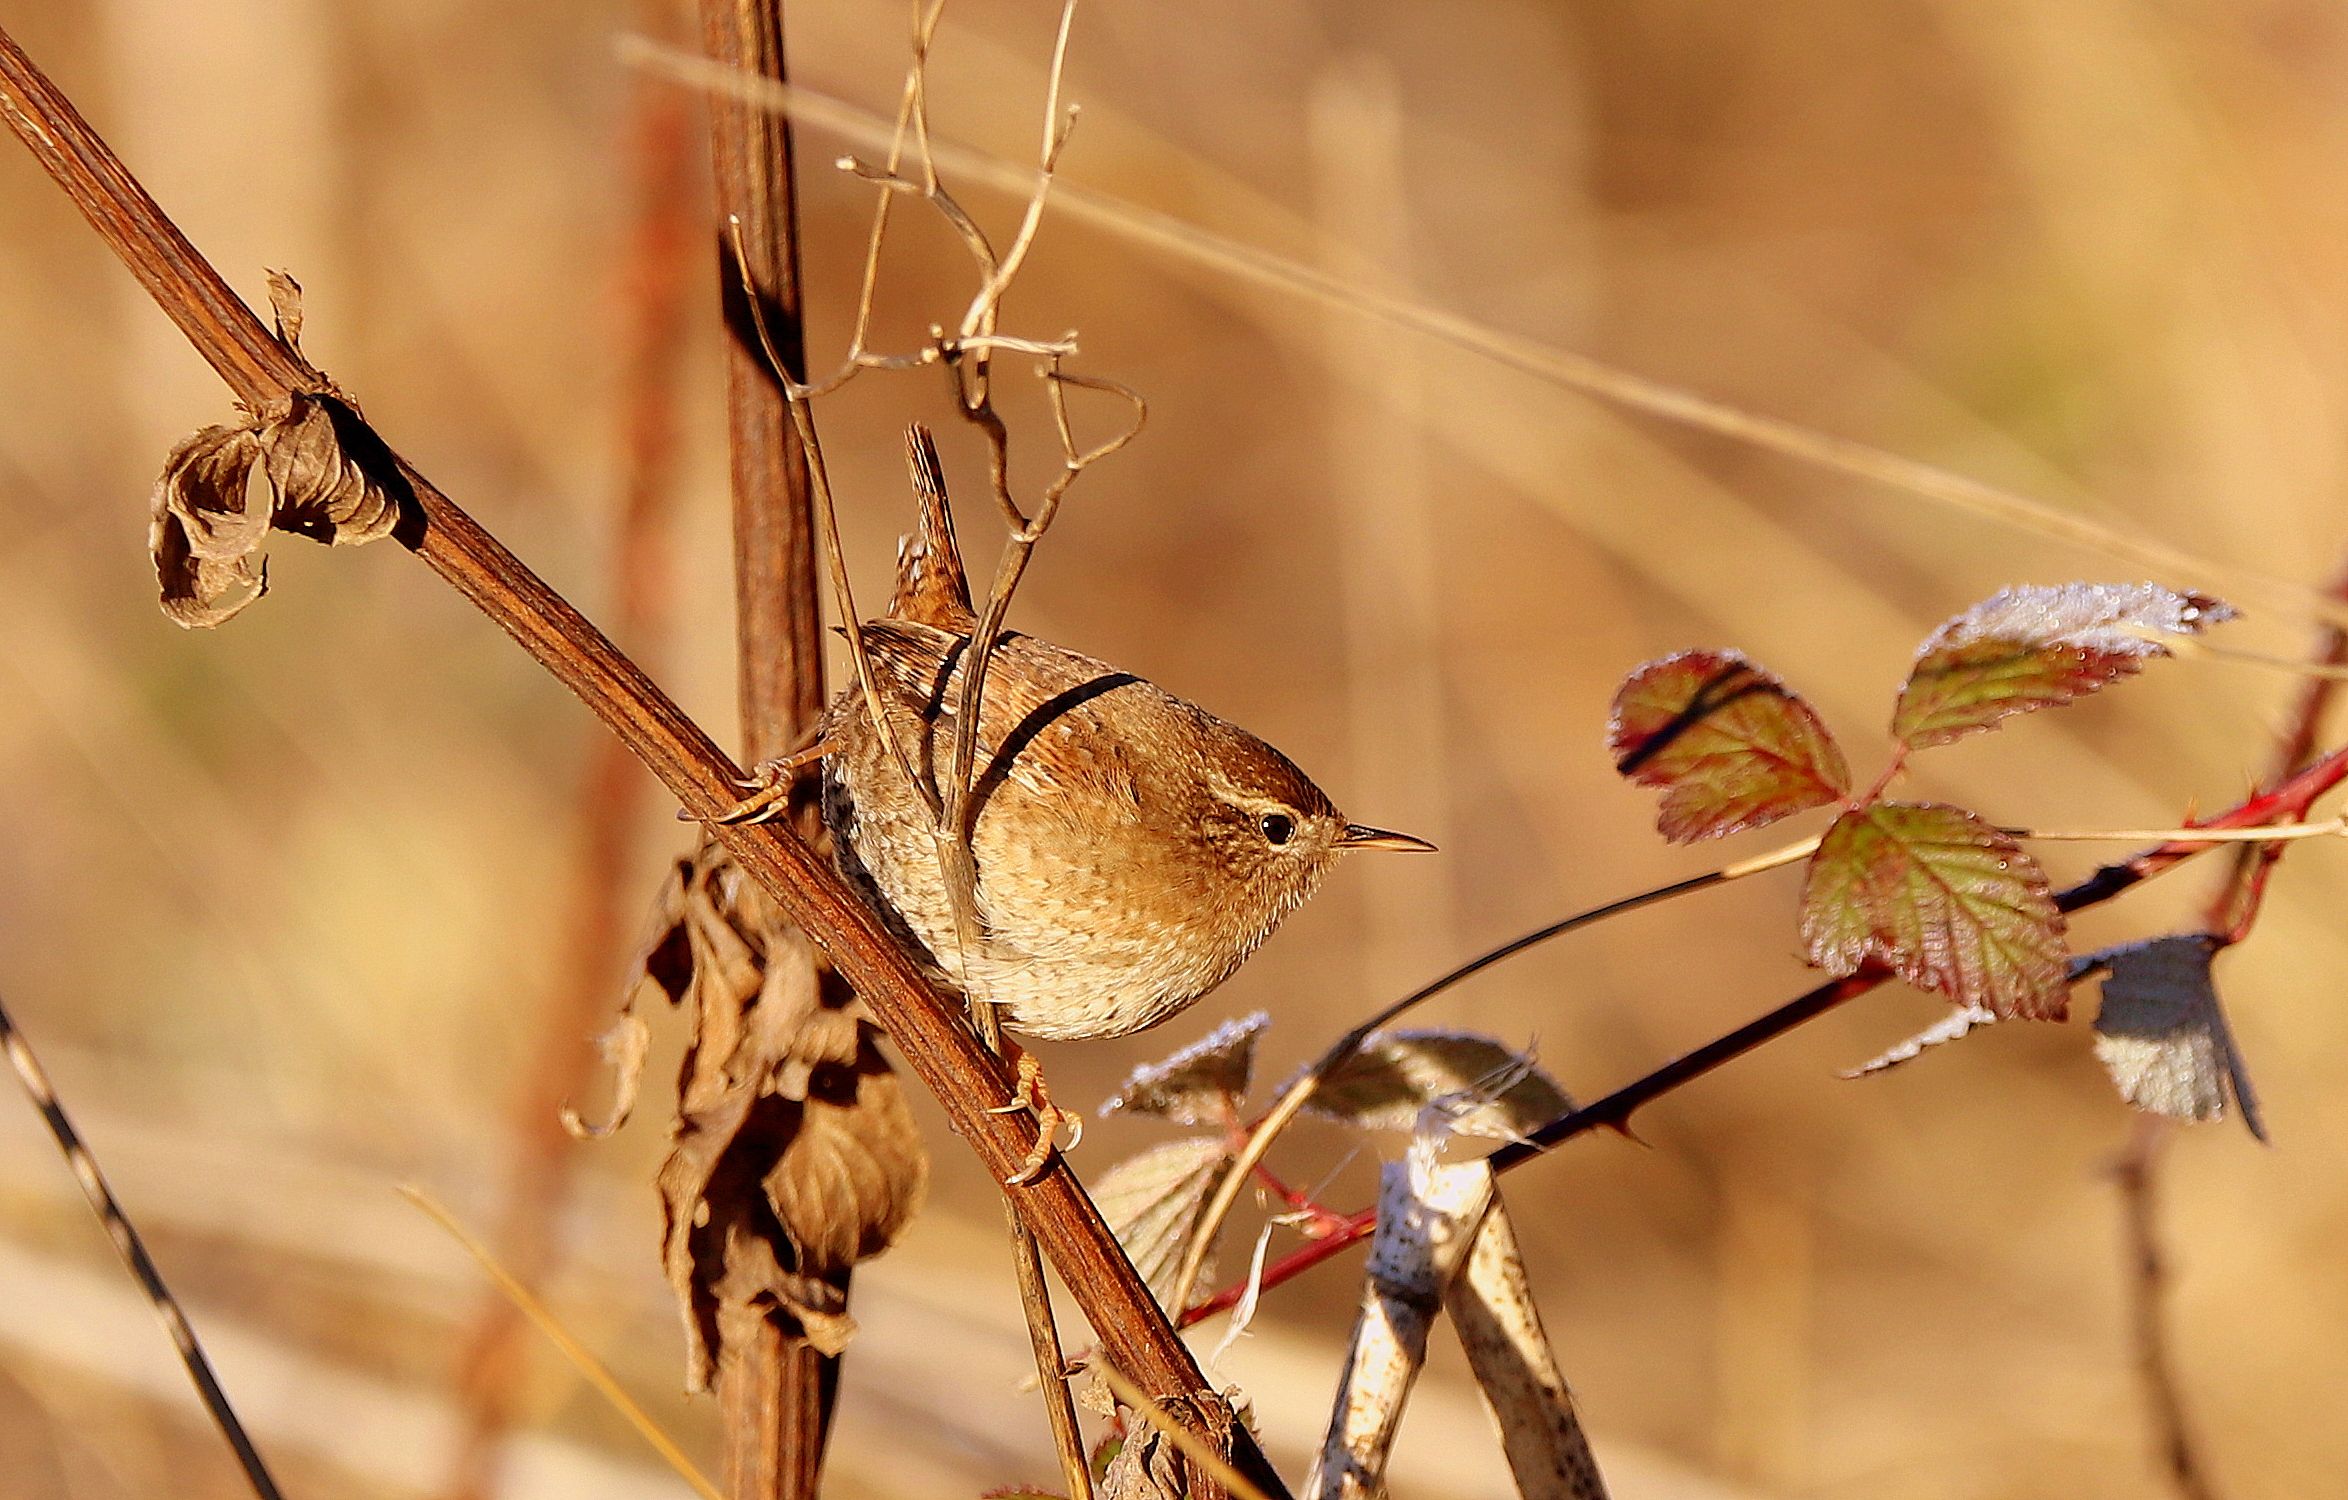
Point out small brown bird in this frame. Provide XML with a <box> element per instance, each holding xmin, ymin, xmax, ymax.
<box><xmin>813</xmin><ymin>428</ymin><xmax>1432</xmax><ymax>1048</ymax></box>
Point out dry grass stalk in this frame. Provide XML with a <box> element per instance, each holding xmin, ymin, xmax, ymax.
<box><xmin>403</xmin><ymin>1186</ymin><xmax>726</xmax><ymax>1500</ymax></box>
<box><xmin>1308</xmin><ymin>1152</ymin><xmax>1493</xmax><ymax>1500</ymax></box>
<box><xmin>617</xmin><ymin>38</ymin><xmax>2348</xmax><ymax>636</ymax></box>
<box><xmin>1443</xmin><ymin>1192</ymin><xmax>1609</xmax><ymax>1500</ymax></box>
<box><xmin>0</xmin><ymin>989</ymin><xmax>285</xmax><ymax>1500</ymax></box>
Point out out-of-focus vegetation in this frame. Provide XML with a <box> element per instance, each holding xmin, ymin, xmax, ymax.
<box><xmin>3</xmin><ymin>2</ymin><xmax>2346</xmax><ymax>1496</ymax></box>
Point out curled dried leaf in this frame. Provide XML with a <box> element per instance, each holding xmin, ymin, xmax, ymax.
<box><xmin>620</xmin><ymin>838</ymin><xmax>928</xmax><ymax>1389</ymax></box>
<box><xmin>151</xmin><ymin>423</ymin><xmax>270</xmax><ymax>627</ymax></box>
<box><xmin>1098</xmin><ymin>1389</ymin><xmax>1242</xmax><ymax>1500</ymax></box>
<box><xmin>262</xmin><ymin>395</ymin><xmax>401</xmax><ymax>544</ymax></box>
<box><xmin>1801</xmin><ymin>801</ymin><xmax>2070</xmax><ymax>1019</ymax></box>
<box><xmin>148</xmin><ymin>380</ymin><xmax>404</xmax><ymax>626</ymax></box>
<box><xmin>1090</xmin><ymin>1135</ymin><xmax>1237</xmax><ymax>1312</ymax></box>
<box><xmin>2090</xmin><ymin>935</ymin><xmax>2265</xmax><ymax>1141</ymax></box>
<box><xmin>1102</xmin><ymin>1011</ymin><xmax>1269</xmax><ymax>1125</ymax></box>
<box><xmin>1893</xmin><ymin>582</ymin><xmax>2235</xmax><ymax>749</ymax></box>
<box><xmin>560</xmin><ymin>1011</ymin><xmax>651</xmax><ymax>1139</ymax></box>
<box><xmin>1609</xmin><ymin>649</ymin><xmax>1849</xmax><ymax>842</ymax></box>
<box><xmin>1301</xmin><ymin>1030</ymin><xmax>1572</xmax><ymax>1141</ymax></box>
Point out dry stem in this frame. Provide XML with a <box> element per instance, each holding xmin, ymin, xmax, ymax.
<box><xmin>695</xmin><ymin>2</ymin><xmax>842</xmax><ymax>1495</ymax></box>
<box><xmin>0</xmin><ymin>989</ymin><xmax>285</xmax><ymax>1500</ymax></box>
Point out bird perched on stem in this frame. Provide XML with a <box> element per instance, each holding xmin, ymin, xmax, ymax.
<box><xmin>731</xmin><ymin>427</ymin><xmax>1431</xmax><ymax>1169</ymax></box>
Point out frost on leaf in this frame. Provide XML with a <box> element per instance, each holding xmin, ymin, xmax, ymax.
<box><xmin>1089</xmin><ymin>1136</ymin><xmax>1236</xmax><ymax>1311</ymax></box>
<box><xmin>1801</xmin><ymin>801</ymin><xmax>2070</xmax><ymax>1019</ymax></box>
<box><xmin>1301</xmin><ymin>1030</ymin><xmax>1573</xmax><ymax>1141</ymax></box>
<box><xmin>1609</xmin><ymin>649</ymin><xmax>1850</xmax><ymax>842</ymax></box>
<box><xmin>597</xmin><ymin>837</ymin><xmax>928</xmax><ymax>1389</ymax></box>
<box><xmin>1892</xmin><ymin>582</ymin><xmax>2235</xmax><ymax>749</ymax></box>
<box><xmin>1101</xmin><ymin>1011</ymin><xmax>1268</xmax><ymax>1126</ymax></box>
<box><xmin>2091</xmin><ymin>935</ymin><xmax>2265</xmax><ymax>1141</ymax></box>
<box><xmin>1842</xmin><ymin>1005</ymin><xmax>1998</xmax><ymax>1079</ymax></box>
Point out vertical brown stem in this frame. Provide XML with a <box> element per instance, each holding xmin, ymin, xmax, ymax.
<box><xmin>696</xmin><ymin>3</ymin><xmax>831</xmax><ymax>1498</ymax></box>
<box><xmin>702</xmin><ymin>0</ymin><xmax>823</xmax><ymax>757</ymax></box>
<box><xmin>442</xmin><ymin>24</ymin><xmax>697</xmax><ymax>1499</ymax></box>
<box><xmin>2112</xmin><ymin>1117</ymin><xmax>2219</xmax><ymax>1500</ymax></box>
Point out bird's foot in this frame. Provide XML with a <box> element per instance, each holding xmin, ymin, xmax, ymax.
<box><xmin>707</xmin><ymin>739</ymin><xmax>831</xmax><ymax>826</ymax></box>
<box><xmin>991</xmin><ymin>1047</ymin><xmax>1083</xmax><ymax>1186</ymax></box>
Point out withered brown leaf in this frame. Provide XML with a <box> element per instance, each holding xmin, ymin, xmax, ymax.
<box><xmin>609</xmin><ymin>837</ymin><xmax>928</xmax><ymax>1389</ymax></box>
<box><xmin>1841</xmin><ymin>1004</ymin><xmax>1999</xmax><ymax>1080</ymax></box>
<box><xmin>151</xmin><ymin>423</ymin><xmax>270</xmax><ymax>626</ymax></box>
<box><xmin>1297</xmin><ymin>1030</ymin><xmax>1573</xmax><ymax>1141</ymax></box>
<box><xmin>261</xmin><ymin>396</ymin><xmax>400</xmax><ymax>544</ymax></box>
<box><xmin>2090</xmin><ymin>935</ymin><xmax>2265</xmax><ymax>1141</ymax></box>
<box><xmin>148</xmin><ymin>280</ymin><xmax>404</xmax><ymax>626</ymax></box>
<box><xmin>1099</xmin><ymin>1389</ymin><xmax>1244</xmax><ymax>1500</ymax></box>
<box><xmin>267</xmin><ymin>268</ymin><xmax>306</xmax><ymax>351</ymax></box>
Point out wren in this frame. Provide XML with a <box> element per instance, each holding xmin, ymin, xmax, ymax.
<box><xmin>815</xmin><ymin>429</ymin><xmax>1431</xmax><ymax>1046</ymax></box>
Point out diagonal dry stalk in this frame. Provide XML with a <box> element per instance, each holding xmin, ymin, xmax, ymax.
<box><xmin>0</xmin><ymin>27</ymin><xmax>1283</xmax><ymax>1500</ymax></box>
<box><xmin>619</xmin><ymin>40</ymin><xmax>2348</xmax><ymax>639</ymax></box>
<box><xmin>0</xmin><ymin>989</ymin><xmax>286</xmax><ymax>1500</ymax></box>
<box><xmin>406</xmin><ymin>1186</ymin><xmax>727</xmax><ymax>1500</ymax></box>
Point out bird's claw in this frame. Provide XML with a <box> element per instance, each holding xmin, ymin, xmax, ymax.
<box><xmin>993</xmin><ymin>1050</ymin><xmax>1082</xmax><ymax>1185</ymax></box>
<box><xmin>707</xmin><ymin>742</ymin><xmax>830</xmax><ymax>826</ymax></box>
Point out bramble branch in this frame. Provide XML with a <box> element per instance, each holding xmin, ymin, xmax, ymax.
<box><xmin>1182</xmin><ymin>742</ymin><xmax>2348</xmax><ymax>1326</ymax></box>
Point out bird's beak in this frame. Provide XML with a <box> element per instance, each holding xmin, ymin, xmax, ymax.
<box><xmin>1338</xmin><ymin>823</ymin><xmax>1438</xmax><ymax>853</ymax></box>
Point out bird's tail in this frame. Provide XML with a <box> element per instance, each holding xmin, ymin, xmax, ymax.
<box><xmin>889</xmin><ymin>424</ymin><xmax>977</xmax><ymax>629</ymax></box>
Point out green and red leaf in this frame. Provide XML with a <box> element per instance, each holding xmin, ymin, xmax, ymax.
<box><xmin>1801</xmin><ymin>801</ymin><xmax>2069</xmax><ymax>1019</ymax></box>
<box><xmin>1892</xmin><ymin>582</ymin><xmax>2234</xmax><ymax>749</ymax></box>
<box><xmin>1609</xmin><ymin>650</ymin><xmax>1850</xmax><ymax>842</ymax></box>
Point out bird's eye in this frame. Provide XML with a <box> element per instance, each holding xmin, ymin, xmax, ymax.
<box><xmin>1259</xmin><ymin>812</ymin><xmax>1296</xmax><ymax>847</ymax></box>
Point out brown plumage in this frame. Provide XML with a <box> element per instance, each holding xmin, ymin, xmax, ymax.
<box><xmin>819</xmin><ymin>428</ymin><xmax>1430</xmax><ymax>1042</ymax></box>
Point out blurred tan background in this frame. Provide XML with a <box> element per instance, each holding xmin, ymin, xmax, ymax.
<box><xmin>4</xmin><ymin>1</ymin><xmax>2348</xmax><ymax>1496</ymax></box>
